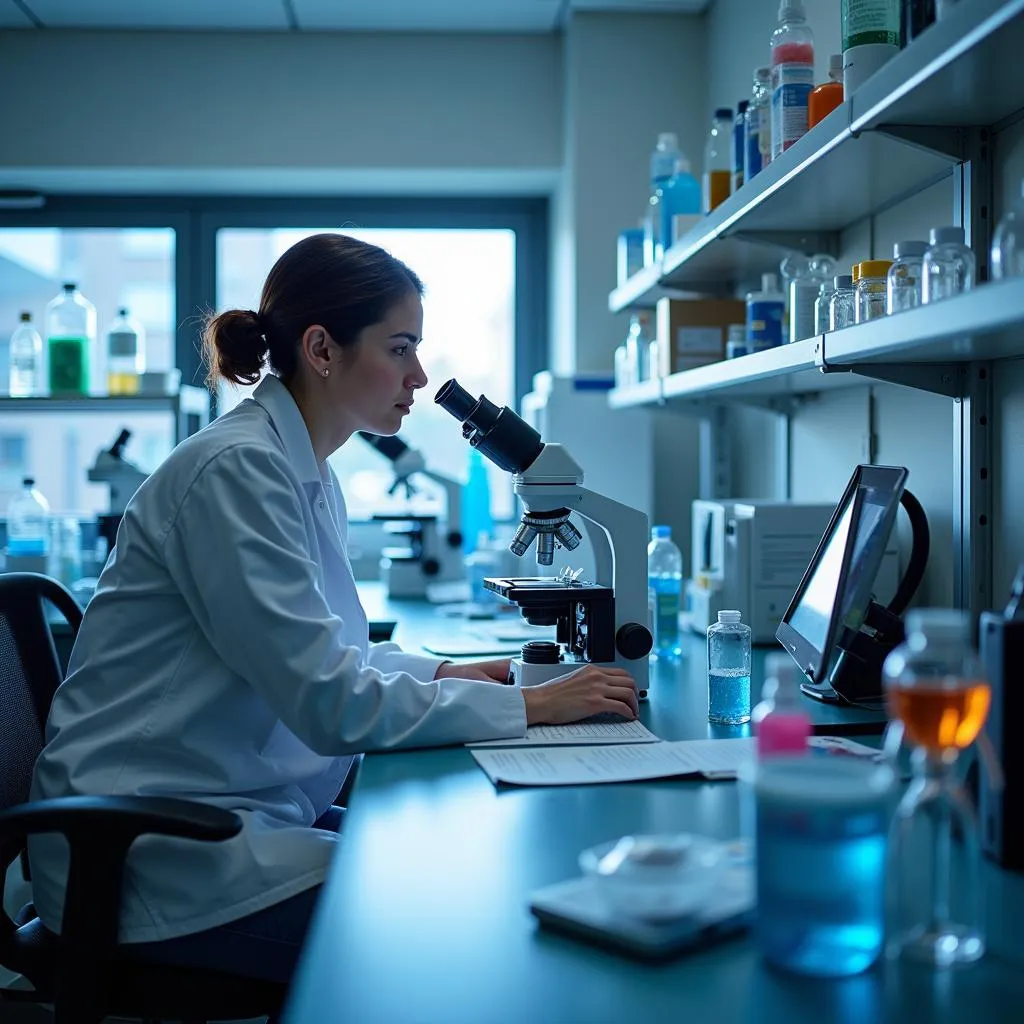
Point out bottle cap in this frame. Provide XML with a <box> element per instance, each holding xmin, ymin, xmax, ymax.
<box><xmin>656</xmin><ymin>132</ymin><xmax>679</xmax><ymax>151</ymax></box>
<box><xmin>117</xmin><ymin>306</ymin><xmax>129</xmax><ymax>317</ymax></box>
<box><xmin>714</xmin><ymin>107</ymin><xmax>733</xmax><ymax>120</ymax></box>
<box><xmin>761</xmin><ymin>272</ymin><xmax>779</xmax><ymax>292</ymax></box>
<box><xmin>652</xmin><ymin>525</ymin><xmax>671</xmax><ymax>540</ymax></box>
<box><xmin>852</xmin><ymin>263</ymin><xmax>861</xmax><ymax>282</ymax></box>
<box><xmin>833</xmin><ymin>274</ymin><xmax>853</xmax><ymax>288</ymax></box>
<box><xmin>755</xmin><ymin>66</ymin><xmax>771</xmax><ymax>80</ymax></box>
<box><xmin>778</xmin><ymin>0</ymin><xmax>806</xmax><ymax>21</ymax></box>
<box><xmin>828</xmin><ymin>53</ymin><xmax>843</xmax><ymax>79</ymax></box>
<box><xmin>858</xmin><ymin>259</ymin><xmax>893</xmax><ymax>278</ymax></box>
<box><xmin>893</xmin><ymin>240</ymin><xmax>928</xmax><ymax>259</ymax></box>
<box><xmin>62</xmin><ymin>282</ymin><xmax>75</xmax><ymax>291</ymax></box>
<box><xmin>717</xmin><ymin>610</ymin><xmax>742</xmax><ymax>624</ymax></box>
<box><xmin>19</xmin><ymin>311</ymin><xmax>31</xmax><ymax>322</ymax></box>
<box><xmin>737</xmin><ymin>100</ymin><xmax>749</xmax><ymax>114</ymax></box>
<box><xmin>929</xmin><ymin>225</ymin><xmax>965</xmax><ymax>246</ymax></box>
<box><xmin>23</xmin><ymin>477</ymin><xmax>35</xmax><ymax>487</ymax></box>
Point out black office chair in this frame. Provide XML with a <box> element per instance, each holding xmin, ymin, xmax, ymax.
<box><xmin>0</xmin><ymin>572</ymin><xmax>285</xmax><ymax>1024</ymax></box>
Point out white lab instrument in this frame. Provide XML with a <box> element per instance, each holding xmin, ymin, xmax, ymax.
<box><xmin>436</xmin><ymin>379</ymin><xmax>653</xmax><ymax>698</ymax></box>
<box><xmin>87</xmin><ymin>428</ymin><xmax>149</xmax><ymax>552</ymax></box>
<box><xmin>358</xmin><ymin>431</ymin><xmax>463</xmax><ymax>600</ymax></box>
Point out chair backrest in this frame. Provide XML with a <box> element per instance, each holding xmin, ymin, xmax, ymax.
<box><xmin>0</xmin><ymin>573</ymin><xmax>82</xmax><ymax>811</ymax></box>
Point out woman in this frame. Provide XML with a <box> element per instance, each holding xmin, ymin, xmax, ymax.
<box><xmin>29</xmin><ymin>233</ymin><xmax>638</xmax><ymax>983</ymax></box>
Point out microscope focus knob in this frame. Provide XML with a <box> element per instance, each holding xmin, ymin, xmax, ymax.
<box><xmin>616</xmin><ymin>622</ymin><xmax>653</xmax><ymax>661</ymax></box>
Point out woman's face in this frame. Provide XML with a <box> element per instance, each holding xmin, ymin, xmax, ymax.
<box><xmin>330</xmin><ymin>290</ymin><xmax>427</xmax><ymax>437</ymax></box>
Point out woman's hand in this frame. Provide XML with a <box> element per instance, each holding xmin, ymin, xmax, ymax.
<box><xmin>434</xmin><ymin>659</ymin><xmax>512</xmax><ymax>684</ymax></box>
<box><xmin>521</xmin><ymin>665</ymin><xmax>639</xmax><ymax>724</ymax></box>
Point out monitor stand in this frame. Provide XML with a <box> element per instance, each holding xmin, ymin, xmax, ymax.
<box><xmin>800</xmin><ymin>679</ymin><xmax>841</xmax><ymax>703</ymax></box>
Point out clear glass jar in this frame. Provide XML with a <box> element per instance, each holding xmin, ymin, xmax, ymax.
<box><xmin>855</xmin><ymin>260</ymin><xmax>893</xmax><ymax>323</ymax></box>
<box><xmin>828</xmin><ymin>274</ymin><xmax>855</xmax><ymax>330</ymax></box>
<box><xmin>813</xmin><ymin>281</ymin><xmax>832</xmax><ymax>335</ymax></box>
<box><xmin>883</xmin><ymin>609</ymin><xmax>991</xmax><ymax>967</ymax></box>
<box><xmin>992</xmin><ymin>180</ymin><xmax>1024</xmax><ymax>280</ymax></box>
<box><xmin>922</xmin><ymin>226</ymin><xmax>976</xmax><ymax>303</ymax></box>
<box><xmin>887</xmin><ymin>240</ymin><xmax>928</xmax><ymax>314</ymax></box>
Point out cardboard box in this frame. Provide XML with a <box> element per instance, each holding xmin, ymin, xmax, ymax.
<box><xmin>655</xmin><ymin>297</ymin><xmax>746</xmax><ymax>377</ymax></box>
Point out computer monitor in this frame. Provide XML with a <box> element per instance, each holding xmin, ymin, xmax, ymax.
<box><xmin>776</xmin><ymin>465</ymin><xmax>909</xmax><ymax>691</ymax></box>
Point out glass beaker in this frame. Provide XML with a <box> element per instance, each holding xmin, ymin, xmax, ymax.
<box><xmin>883</xmin><ymin>608</ymin><xmax>991</xmax><ymax>967</ymax></box>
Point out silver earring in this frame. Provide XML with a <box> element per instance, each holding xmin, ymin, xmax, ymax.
<box><xmin>322</xmin><ymin>368</ymin><xmax>329</xmax><ymax>378</ymax></box>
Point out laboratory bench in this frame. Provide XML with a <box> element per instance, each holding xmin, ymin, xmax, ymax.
<box><xmin>279</xmin><ymin>590</ymin><xmax>1024</xmax><ymax>1024</ymax></box>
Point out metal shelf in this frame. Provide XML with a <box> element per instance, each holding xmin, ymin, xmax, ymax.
<box><xmin>0</xmin><ymin>385</ymin><xmax>211</xmax><ymax>441</ymax></box>
<box><xmin>607</xmin><ymin>0</ymin><xmax>1023</xmax><ymax>308</ymax></box>
<box><xmin>823</xmin><ymin>277</ymin><xmax>1024</xmax><ymax>370</ymax></box>
<box><xmin>608</xmin><ymin>378</ymin><xmax>661</xmax><ymax>409</ymax></box>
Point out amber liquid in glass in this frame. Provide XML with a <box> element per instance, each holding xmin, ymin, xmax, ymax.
<box><xmin>889</xmin><ymin>682</ymin><xmax>991</xmax><ymax>753</ymax></box>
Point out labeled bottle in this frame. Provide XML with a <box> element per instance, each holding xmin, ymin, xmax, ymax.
<box><xmin>855</xmin><ymin>259</ymin><xmax>894</xmax><ymax>322</ymax></box>
<box><xmin>886</xmin><ymin>240</ymin><xmax>928</xmax><ymax>314</ymax></box>
<box><xmin>461</xmin><ymin>447</ymin><xmax>493</xmax><ymax>558</ymax></box>
<box><xmin>9</xmin><ymin>312</ymin><xmax>44</xmax><ymax>397</ymax></box>
<box><xmin>6</xmin><ymin>477</ymin><xmax>51</xmax><ymax>562</ymax></box>
<box><xmin>726</xmin><ymin>324</ymin><xmax>748</xmax><ymax>359</ymax></box>
<box><xmin>922</xmin><ymin>226</ymin><xmax>976</xmax><ymax>304</ymax></box>
<box><xmin>648</xmin><ymin>525</ymin><xmax>683</xmax><ymax>660</ymax></box>
<box><xmin>744</xmin><ymin>66</ymin><xmax>772</xmax><ymax>183</ymax></box>
<box><xmin>992</xmin><ymin>180</ymin><xmax>1024</xmax><ymax>281</ymax></box>
<box><xmin>702</xmin><ymin>108</ymin><xmax>733</xmax><ymax>215</ymax></box>
<box><xmin>771</xmin><ymin>0</ymin><xmax>815</xmax><ymax>160</ymax></box>
<box><xmin>732</xmin><ymin>101</ymin><xmax>749</xmax><ymax>193</ymax></box>
<box><xmin>808</xmin><ymin>53</ymin><xmax>844</xmax><ymax>128</ymax></box>
<box><xmin>828</xmin><ymin>274</ymin><xmax>856</xmax><ymax>330</ymax></box>
<box><xmin>660</xmin><ymin>155</ymin><xmax>702</xmax><ymax>252</ymax></box>
<box><xmin>707</xmin><ymin>610</ymin><xmax>752</xmax><ymax>724</ymax></box>
<box><xmin>46</xmin><ymin>282</ymin><xmax>96</xmax><ymax>397</ymax></box>
<box><xmin>106</xmin><ymin>306</ymin><xmax>146</xmax><ymax>395</ymax></box>
<box><xmin>644</xmin><ymin>132</ymin><xmax>682</xmax><ymax>265</ymax></box>
<box><xmin>752</xmin><ymin>653</ymin><xmax>811</xmax><ymax>757</ymax></box>
<box><xmin>746</xmin><ymin>273</ymin><xmax>786</xmax><ymax>351</ymax></box>
<box><xmin>842</xmin><ymin>0</ymin><xmax>899</xmax><ymax>96</ymax></box>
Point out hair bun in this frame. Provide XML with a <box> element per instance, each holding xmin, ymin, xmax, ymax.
<box><xmin>202</xmin><ymin>308</ymin><xmax>269</xmax><ymax>387</ymax></box>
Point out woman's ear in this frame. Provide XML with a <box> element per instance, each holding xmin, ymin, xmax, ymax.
<box><xmin>301</xmin><ymin>324</ymin><xmax>332</xmax><ymax>376</ymax></box>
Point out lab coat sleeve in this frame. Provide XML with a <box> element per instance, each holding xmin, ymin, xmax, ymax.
<box><xmin>162</xmin><ymin>444</ymin><xmax>526</xmax><ymax>754</ymax></box>
<box><xmin>365</xmin><ymin>641</ymin><xmax>447</xmax><ymax>681</ymax></box>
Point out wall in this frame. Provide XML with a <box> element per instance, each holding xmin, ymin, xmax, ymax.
<box><xmin>703</xmin><ymin>0</ymin><xmax>1024</xmax><ymax>611</ymax></box>
<box><xmin>0</xmin><ymin>30</ymin><xmax>562</xmax><ymax>192</ymax></box>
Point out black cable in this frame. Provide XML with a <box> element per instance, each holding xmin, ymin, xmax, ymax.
<box><xmin>889</xmin><ymin>487</ymin><xmax>929</xmax><ymax>616</ymax></box>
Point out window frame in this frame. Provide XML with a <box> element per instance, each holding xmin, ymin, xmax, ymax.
<box><xmin>1</xmin><ymin>193</ymin><xmax>549</xmax><ymax>405</ymax></box>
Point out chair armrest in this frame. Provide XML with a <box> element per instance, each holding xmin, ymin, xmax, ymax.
<box><xmin>0</xmin><ymin>793</ymin><xmax>243</xmax><ymax>1016</ymax></box>
<box><xmin>0</xmin><ymin>795</ymin><xmax>241</xmax><ymax>845</ymax></box>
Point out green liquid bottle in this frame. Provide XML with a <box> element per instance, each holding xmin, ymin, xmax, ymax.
<box><xmin>46</xmin><ymin>282</ymin><xmax>96</xmax><ymax>396</ymax></box>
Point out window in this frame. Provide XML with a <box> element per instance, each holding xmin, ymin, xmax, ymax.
<box><xmin>0</xmin><ymin>226</ymin><xmax>177</xmax><ymax>514</ymax></box>
<box><xmin>215</xmin><ymin>227</ymin><xmax>516</xmax><ymax>519</ymax></box>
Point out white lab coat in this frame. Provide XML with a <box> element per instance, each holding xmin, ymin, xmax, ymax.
<box><xmin>29</xmin><ymin>374</ymin><xmax>526</xmax><ymax>943</ymax></box>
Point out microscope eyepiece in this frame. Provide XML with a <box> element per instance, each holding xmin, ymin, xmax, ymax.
<box><xmin>434</xmin><ymin>377</ymin><xmax>544</xmax><ymax>475</ymax></box>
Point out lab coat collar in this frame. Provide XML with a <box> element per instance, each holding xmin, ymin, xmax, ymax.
<box><xmin>252</xmin><ymin>375</ymin><xmax>322</xmax><ymax>486</ymax></box>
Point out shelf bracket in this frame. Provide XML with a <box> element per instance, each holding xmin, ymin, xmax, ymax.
<box><xmin>846</xmin><ymin>362</ymin><xmax>962</xmax><ymax>397</ymax></box>
<box><xmin>728</xmin><ymin>229</ymin><xmax>841</xmax><ymax>258</ymax></box>
<box><xmin>871</xmin><ymin>125</ymin><xmax>966</xmax><ymax>161</ymax></box>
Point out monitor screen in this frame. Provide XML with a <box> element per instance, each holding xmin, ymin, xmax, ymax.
<box><xmin>776</xmin><ymin>465</ymin><xmax>908</xmax><ymax>684</ymax></box>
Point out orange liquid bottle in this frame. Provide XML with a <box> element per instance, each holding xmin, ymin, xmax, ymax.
<box><xmin>888</xmin><ymin>681</ymin><xmax>992</xmax><ymax>753</ymax></box>
<box><xmin>808</xmin><ymin>54</ymin><xmax>844</xmax><ymax>129</ymax></box>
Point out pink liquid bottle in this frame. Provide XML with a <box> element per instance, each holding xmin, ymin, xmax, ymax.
<box><xmin>770</xmin><ymin>0</ymin><xmax>815</xmax><ymax>160</ymax></box>
<box><xmin>752</xmin><ymin>652</ymin><xmax>811</xmax><ymax>757</ymax></box>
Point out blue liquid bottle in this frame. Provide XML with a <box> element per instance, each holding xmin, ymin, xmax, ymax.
<box><xmin>647</xmin><ymin>525</ymin><xmax>683</xmax><ymax>659</ymax></box>
<box><xmin>707</xmin><ymin>610</ymin><xmax>752</xmax><ymax>723</ymax></box>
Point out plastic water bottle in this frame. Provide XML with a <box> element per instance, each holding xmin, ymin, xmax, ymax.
<box><xmin>9</xmin><ymin>312</ymin><xmax>44</xmax><ymax>397</ymax></box>
<box><xmin>660</xmin><ymin>155</ymin><xmax>701</xmax><ymax>251</ymax></box>
<box><xmin>106</xmin><ymin>307</ymin><xmax>146</xmax><ymax>395</ymax></box>
<box><xmin>771</xmin><ymin>0</ymin><xmax>815</xmax><ymax>160</ymax></box>
<box><xmin>46</xmin><ymin>282</ymin><xmax>97</xmax><ymax>396</ymax></box>
<box><xmin>707</xmin><ymin>610</ymin><xmax>752</xmax><ymax>724</ymax></box>
<box><xmin>647</xmin><ymin>525</ymin><xmax>683</xmax><ymax>659</ymax></box>
<box><xmin>643</xmin><ymin>132</ymin><xmax>682</xmax><ymax>265</ymax></box>
<box><xmin>752</xmin><ymin>653</ymin><xmax>811</xmax><ymax>757</ymax></box>
<box><xmin>6</xmin><ymin>477</ymin><xmax>51</xmax><ymax>561</ymax></box>
<box><xmin>461</xmin><ymin>447</ymin><xmax>493</xmax><ymax>558</ymax></box>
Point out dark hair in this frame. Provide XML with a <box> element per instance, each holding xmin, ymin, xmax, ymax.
<box><xmin>203</xmin><ymin>232</ymin><xmax>424</xmax><ymax>388</ymax></box>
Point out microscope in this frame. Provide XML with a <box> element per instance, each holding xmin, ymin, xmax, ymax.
<box><xmin>87</xmin><ymin>429</ymin><xmax>149</xmax><ymax>553</ymax></box>
<box><xmin>435</xmin><ymin>379</ymin><xmax>653</xmax><ymax>698</ymax></box>
<box><xmin>358</xmin><ymin>431</ymin><xmax>464</xmax><ymax>600</ymax></box>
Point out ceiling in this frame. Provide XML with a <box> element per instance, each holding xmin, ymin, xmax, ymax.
<box><xmin>0</xmin><ymin>0</ymin><xmax>711</xmax><ymax>33</ymax></box>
